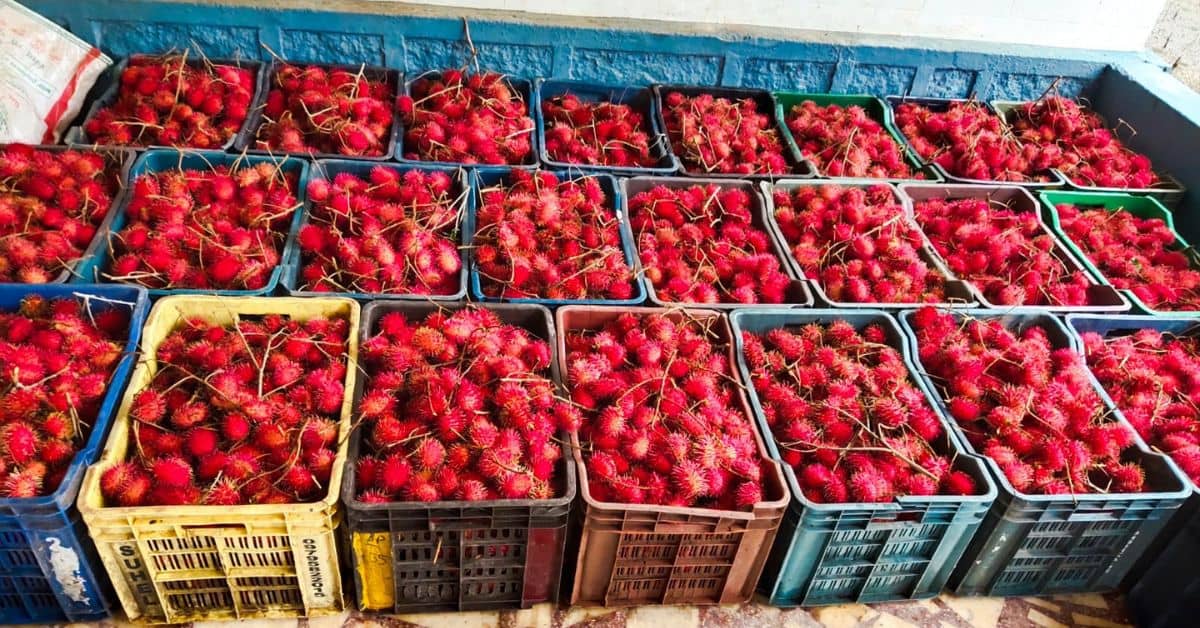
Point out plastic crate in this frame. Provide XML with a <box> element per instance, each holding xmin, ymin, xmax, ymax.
<box><xmin>761</xmin><ymin>179</ymin><xmax>977</xmax><ymax>309</ymax></box>
<box><xmin>992</xmin><ymin>100</ymin><xmax>1186</xmax><ymax>208</ymax></box>
<box><xmin>651</xmin><ymin>84</ymin><xmax>814</xmax><ymax>179</ymax></box>
<box><xmin>75</xmin><ymin>55</ymin><xmax>263</xmax><ymax>152</ymax></box>
<box><xmin>896</xmin><ymin>308</ymin><xmax>1193</xmax><ymax>597</ymax></box>
<box><xmin>235</xmin><ymin>60</ymin><xmax>402</xmax><ymax>161</ymax></box>
<box><xmin>621</xmin><ymin>176</ymin><xmax>813</xmax><ymax>309</ymax></box>
<box><xmin>71</xmin><ymin>149</ymin><xmax>309</xmax><ymax>297</ymax></box>
<box><xmin>342</xmin><ymin>301</ymin><xmax>575</xmax><ymax>613</ymax></box>
<box><xmin>468</xmin><ymin>168</ymin><xmax>646</xmax><ymax>306</ymax></box>
<box><xmin>280</xmin><ymin>159</ymin><xmax>471</xmax><ymax>301</ymax></box>
<box><xmin>897</xmin><ymin>183</ymin><xmax>1131</xmax><ymax>313</ymax></box>
<box><xmin>1039</xmin><ymin>190</ymin><xmax>1200</xmax><ymax>317</ymax></box>
<box><xmin>0</xmin><ymin>284</ymin><xmax>149</xmax><ymax>624</ymax></box>
<box><xmin>556</xmin><ymin>305</ymin><xmax>789</xmax><ymax>606</ymax></box>
<box><xmin>77</xmin><ymin>295</ymin><xmax>359</xmax><ymax>624</ymax></box>
<box><xmin>728</xmin><ymin>308</ymin><xmax>996</xmax><ymax>606</ymax></box>
<box><xmin>885</xmin><ymin>96</ymin><xmax>1065</xmax><ymax>189</ymax></box>
<box><xmin>772</xmin><ymin>93</ymin><xmax>939</xmax><ymax>183</ymax></box>
<box><xmin>397</xmin><ymin>70</ymin><xmax>539</xmax><ymax>169</ymax></box>
<box><xmin>534</xmin><ymin>79</ymin><xmax>681</xmax><ymax>176</ymax></box>
<box><xmin>0</xmin><ymin>144</ymin><xmax>136</xmax><ymax>284</ymax></box>
<box><xmin>1126</xmin><ymin>499</ymin><xmax>1200</xmax><ymax>628</ymax></box>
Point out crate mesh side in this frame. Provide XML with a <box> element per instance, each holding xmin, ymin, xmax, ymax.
<box><xmin>988</xmin><ymin>520</ymin><xmax>1142</xmax><ymax>595</ymax></box>
<box><xmin>605</xmin><ymin>531</ymin><xmax>743</xmax><ymax>605</ymax></box>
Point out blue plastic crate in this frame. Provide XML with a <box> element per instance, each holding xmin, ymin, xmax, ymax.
<box><xmin>651</xmin><ymin>84</ymin><xmax>814</xmax><ymax>179</ymax></box>
<box><xmin>467</xmin><ymin>167</ymin><xmax>646</xmax><ymax>306</ymax></box>
<box><xmin>71</xmin><ymin>149</ymin><xmax>309</xmax><ymax>297</ymax></box>
<box><xmin>235</xmin><ymin>60</ymin><xmax>403</xmax><ymax>161</ymax></box>
<box><xmin>0</xmin><ymin>144</ymin><xmax>136</xmax><ymax>285</ymax></box>
<box><xmin>622</xmin><ymin>176</ymin><xmax>813</xmax><ymax>309</ymax></box>
<box><xmin>75</xmin><ymin>55</ymin><xmax>263</xmax><ymax>152</ymax></box>
<box><xmin>897</xmin><ymin>308</ymin><xmax>1193</xmax><ymax>597</ymax></box>
<box><xmin>1063</xmin><ymin>314</ymin><xmax>1200</xmax><ymax>593</ymax></box>
<box><xmin>397</xmin><ymin>70</ymin><xmax>539</xmax><ymax>169</ymax></box>
<box><xmin>0</xmin><ymin>283</ymin><xmax>149</xmax><ymax>623</ymax></box>
<box><xmin>885</xmin><ymin>96</ymin><xmax>1066</xmax><ymax>189</ymax></box>
<box><xmin>533</xmin><ymin>79</ymin><xmax>680</xmax><ymax>176</ymax></box>
<box><xmin>280</xmin><ymin>159</ymin><xmax>471</xmax><ymax>301</ymax></box>
<box><xmin>728</xmin><ymin>308</ymin><xmax>995</xmax><ymax>606</ymax></box>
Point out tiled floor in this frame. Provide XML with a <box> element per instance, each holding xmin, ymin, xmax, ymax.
<box><xmin>98</xmin><ymin>592</ymin><xmax>1133</xmax><ymax>628</ymax></box>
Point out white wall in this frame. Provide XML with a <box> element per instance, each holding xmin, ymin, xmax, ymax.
<box><xmin>385</xmin><ymin>0</ymin><xmax>1166</xmax><ymax>51</ymax></box>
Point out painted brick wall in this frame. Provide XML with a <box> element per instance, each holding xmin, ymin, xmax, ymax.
<box><xmin>399</xmin><ymin>0</ymin><xmax>1166</xmax><ymax>52</ymax></box>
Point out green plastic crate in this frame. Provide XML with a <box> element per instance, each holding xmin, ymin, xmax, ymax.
<box><xmin>1039</xmin><ymin>190</ymin><xmax>1200</xmax><ymax>317</ymax></box>
<box><xmin>773</xmin><ymin>93</ymin><xmax>938</xmax><ymax>183</ymax></box>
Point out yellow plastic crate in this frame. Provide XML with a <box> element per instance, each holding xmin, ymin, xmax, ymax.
<box><xmin>77</xmin><ymin>295</ymin><xmax>359</xmax><ymax>624</ymax></box>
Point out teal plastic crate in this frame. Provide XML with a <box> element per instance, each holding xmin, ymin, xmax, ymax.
<box><xmin>71</xmin><ymin>149</ymin><xmax>309</xmax><ymax>297</ymax></box>
<box><xmin>280</xmin><ymin>158</ymin><xmax>471</xmax><ymax>301</ymax></box>
<box><xmin>773</xmin><ymin>93</ymin><xmax>938</xmax><ymax>183</ymax></box>
<box><xmin>729</xmin><ymin>308</ymin><xmax>995</xmax><ymax>606</ymax></box>
<box><xmin>468</xmin><ymin>167</ymin><xmax>646</xmax><ymax>306</ymax></box>
<box><xmin>897</xmin><ymin>308</ymin><xmax>1192</xmax><ymax>597</ymax></box>
<box><xmin>993</xmin><ymin>100</ymin><xmax>1185</xmax><ymax>208</ymax></box>
<box><xmin>1039</xmin><ymin>190</ymin><xmax>1200</xmax><ymax>317</ymax></box>
<box><xmin>0</xmin><ymin>284</ymin><xmax>149</xmax><ymax>623</ymax></box>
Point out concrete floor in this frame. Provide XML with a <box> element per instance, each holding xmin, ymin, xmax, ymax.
<box><xmin>1150</xmin><ymin>0</ymin><xmax>1200</xmax><ymax>91</ymax></box>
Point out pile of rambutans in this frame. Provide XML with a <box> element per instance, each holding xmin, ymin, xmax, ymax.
<box><xmin>660</xmin><ymin>91</ymin><xmax>790</xmax><ymax>175</ymax></box>
<box><xmin>541</xmin><ymin>93</ymin><xmax>658</xmax><ymax>168</ymax></box>
<box><xmin>893</xmin><ymin>101</ymin><xmax>1051</xmax><ymax>182</ymax></box>
<box><xmin>1080</xmin><ymin>327</ymin><xmax>1200</xmax><ymax>486</ymax></box>
<box><xmin>473</xmin><ymin>171</ymin><xmax>637</xmax><ymax>301</ymax></box>
<box><xmin>909</xmin><ymin>307</ymin><xmax>1147</xmax><ymax>495</ymax></box>
<box><xmin>0</xmin><ymin>295</ymin><xmax>130</xmax><ymax>497</ymax></box>
<box><xmin>253</xmin><ymin>63</ymin><xmax>395</xmax><ymax>157</ymax></box>
<box><xmin>741</xmin><ymin>320</ymin><xmax>976</xmax><ymax>503</ymax></box>
<box><xmin>99</xmin><ymin>311</ymin><xmax>350</xmax><ymax>506</ymax></box>
<box><xmin>398</xmin><ymin>69</ymin><xmax>535</xmax><ymax>165</ymax></box>
<box><xmin>628</xmin><ymin>183</ymin><xmax>793</xmax><ymax>304</ymax></box>
<box><xmin>297</xmin><ymin>166</ymin><xmax>463</xmax><ymax>295</ymax></box>
<box><xmin>104</xmin><ymin>160</ymin><xmax>300</xmax><ymax>291</ymax></box>
<box><xmin>771</xmin><ymin>184</ymin><xmax>949</xmax><ymax>304</ymax></box>
<box><xmin>913</xmin><ymin>196</ymin><xmax>1096</xmax><ymax>307</ymax></box>
<box><xmin>354</xmin><ymin>306</ymin><xmax>571</xmax><ymax>502</ymax></box>
<box><xmin>0</xmin><ymin>145</ymin><xmax>123</xmax><ymax>283</ymax></box>
<box><xmin>84</xmin><ymin>54</ymin><xmax>256</xmax><ymax>149</ymax></box>
<box><xmin>1007</xmin><ymin>96</ymin><xmax>1161</xmax><ymax>189</ymax></box>
<box><xmin>783</xmin><ymin>101</ymin><xmax>916</xmax><ymax>179</ymax></box>
<box><xmin>1053</xmin><ymin>202</ymin><xmax>1200</xmax><ymax>311</ymax></box>
<box><xmin>565</xmin><ymin>311</ymin><xmax>770</xmax><ymax>509</ymax></box>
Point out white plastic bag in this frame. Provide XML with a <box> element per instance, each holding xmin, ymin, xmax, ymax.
<box><xmin>0</xmin><ymin>0</ymin><xmax>110</xmax><ymax>143</ymax></box>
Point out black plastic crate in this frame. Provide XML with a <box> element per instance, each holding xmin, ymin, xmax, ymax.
<box><xmin>341</xmin><ymin>301</ymin><xmax>575</xmax><ymax>613</ymax></box>
<box><xmin>898</xmin><ymin>309</ymin><xmax>1192</xmax><ymax>597</ymax></box>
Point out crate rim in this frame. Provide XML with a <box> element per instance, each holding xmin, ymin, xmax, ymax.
<box><xmin>280</xmin><ymin>158</ymin><xmax>472</xmax><ymax>301</ymax></box>
<box><xmin>467</xmin><ymin>167</ymin><xmax>648</xmax><ymax>306</ymax></box>
<box><xmin>556</xmin><ymin>304</ymin><xmax>790</xmax><ymax>520</ymax></box>
<box><xmin>728</xmin><ymin>307</ymin><xmax>998</xmax><ymax>514</ymax></box>
<box><xmin>341</xmin><ymin>299</ymin><xmax>579</xmax><ymax>511</ymax></box>
<box><xmin>78</xmin><ymin>294</ymin><xmax>360</xmax><ymax>519</ymax></box>
<box><xmin>621</xmin><ymin>175</ymin><xmax>814</xmax><ymax>309</ymax></box>
<box><xmin>896</xmin><ymin>306</ymin><xmax>1193</xmax><ymax>503</ymax></box>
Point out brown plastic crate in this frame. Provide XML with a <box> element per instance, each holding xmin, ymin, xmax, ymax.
<box><xmin>556</xmin><ymin>306</ymin><xmax>789</xmax><ymax>606</ymax></box>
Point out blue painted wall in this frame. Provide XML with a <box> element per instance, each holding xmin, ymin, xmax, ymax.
<box><xmin>21</xmin><ymin>0</ymin><xmax>1200</xmax><ymax>235</ymax></box>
